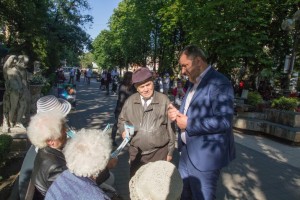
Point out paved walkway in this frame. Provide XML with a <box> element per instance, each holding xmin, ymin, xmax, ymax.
<box><xmin>52</xmin><ymin>77</ymin><xmax>300</xmax><ymax>199</ymax></box>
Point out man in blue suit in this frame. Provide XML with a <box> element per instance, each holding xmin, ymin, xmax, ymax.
<box><xmin>168</xmin><ymin>45</ymin><xmax>236</xmax><ymax>200</ymax></box>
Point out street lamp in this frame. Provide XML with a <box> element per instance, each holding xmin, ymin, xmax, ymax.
<box><xmin>281</xmin><ymin>10</ymin><xmax>300</xmax><ymax>91</ymax></box>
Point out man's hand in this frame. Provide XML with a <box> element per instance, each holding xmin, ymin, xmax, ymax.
<box><xmin>168</xmin><ymin>103</ymin><xmax>179</xmax><ymax>121</ymax></box>
<box><xmin>176</xmin><ymin>112</ymin><xmax>188</xmax><ymax>130</ymax></box>
<box><xmin>121</xmin><ymin>131</ymin><xmax>126</xmax><ymax>139</ymax></box>
<box><xmin>166</xmin><ymin>155</ymin><xmax>172</xmax><ymax>162</ymax></box>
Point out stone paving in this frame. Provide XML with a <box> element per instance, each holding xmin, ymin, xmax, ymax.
<box><xmin>65</xmin><ymin>77</ymin><xmax>300</xmax><ymax>200</ymax></box>
<box><xmin>5</xmin><ymin>76</ymin><xmax>299</xmax><ymax>200</ymax></box>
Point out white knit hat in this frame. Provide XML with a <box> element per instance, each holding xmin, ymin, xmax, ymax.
<box><xmin>37</xmin><ymin>95</ymin><xmax>71</xmax><ymax>116</ymax></box>
<box><xmin>129</xmin><ymin>161</ymin><xmax>183</xmax><ymax>200</ymax></box>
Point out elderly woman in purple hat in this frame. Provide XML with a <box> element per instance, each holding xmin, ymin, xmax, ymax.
<box><xmin>118</xmin><ymin>67</ymin><xmax>176</xmax><ymax>177</ymax></box>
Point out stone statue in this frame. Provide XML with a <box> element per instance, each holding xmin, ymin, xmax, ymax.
<box><xmin>33</xmin><ymin>61</ymin><xmax>41</xmax><ymax>74</ymax></box>
<box><xmin>2</xmin><ymin>55</ymin><xmax>30</xmax><ymax>133</ymax></box>
<box><xmin>16</xmin><ymin>55</ymin><xmax>31</xmax><ymax>124</ymax></box>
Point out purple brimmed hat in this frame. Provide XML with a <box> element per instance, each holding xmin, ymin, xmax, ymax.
<box><xmin>37</xmin><ymin>95</ymin><xmax>71</xmax><ymax>116</ymax></box>
<box><xmin>132</xmin><ymin>67</ymin><xmax>153</xmax><ymax>84</ymax></box>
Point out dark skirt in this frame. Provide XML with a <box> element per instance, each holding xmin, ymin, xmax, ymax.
<box><xmin>129</xmin><ymin>144</ymin><xmax>168</xmax><ymax>177</ymax></box>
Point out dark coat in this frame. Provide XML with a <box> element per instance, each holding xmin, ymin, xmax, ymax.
<box><xmin>114</xmin><ymin>84</ymin><xmax>135</xmax><ymax>117</ymax></box>
<box><xmin>31</xmin><ymin>146</ymin><xmax>67</xmax><ymax>196</ymax></box>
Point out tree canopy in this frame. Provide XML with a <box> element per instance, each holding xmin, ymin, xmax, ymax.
<box><xmin>92</xmin><ymin>0</ymin><xmax>300</xmax><ymax>84</ymax></box>
<box><xmin>0</xmin><ymin>0</ymin><xmax>93</xmax><ymax>72</ymax></box>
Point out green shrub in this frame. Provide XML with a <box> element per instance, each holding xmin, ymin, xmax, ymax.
<box><xmin>42</xmin><ymin>73</ymin><xmax>56</xmax><ymax>95</ymax></box>
<box><xmin>247</xmin><ymin>91</ymin><xmax>263</xmax><ymax>106</ymax></box>
<box><xmin>0</xmin><ymin>134</ymin><xmax>13</xmax><ymax>163</ymax></box>
<box><xmin>271</xmin><ymin>96</ymin><xmax>298</xmax><ymax>111</ymax></box>
<box><xmin>29</xmin><ymin>74</ymin><xmax>46</xmax><ymax>85</ymax></box>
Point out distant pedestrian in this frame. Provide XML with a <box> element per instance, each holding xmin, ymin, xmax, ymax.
<box><xmin>100</xmin><ymin>71</ymin><xmax>106</xmax><ymax>90</ymax></box>
<box><xmin>76</xmin><ymin>68</ymin><xmax>81</xmax><ymax>82</ymax></box>
<box><xmin>86</xmin><ymin>68</ymin><xmax>92</xmax><ymax>85</ymax></box>
<box><xmin>172</xmin><ymin>80</ymin><xmax>186</xmax><ymax>108</ymax></box>
<box><xmin>155</xmin><ymin>74</ymin><xmax>164</xmax><ymax>93</ymax></box>
<box><xmin>111</xmin><ymin>71</ymin><xmax>135</xmax><ymax>146</ymax></box>
<box><xmin>69</xmin><ymin>68</ymin><xmax>75</xmax><ymax>84</ymax></box>
<box><xmin>111</xmin><ymin>75</ymin><xmax>119</xmax><ymax>95</ymax></box>
<box><xmin>83</xmin><ymin>70</ymin><xmax>87</xmax><ymax>84</ymax></box>
<box><xmin>163</xmin><ymin>73</ymin><xmax>170</xmax><ymax>95</ymax></box>
<box><xmin>105</xmin><ymin>71</ymin><xmax>112</xmax><ymax>95</ymax></box>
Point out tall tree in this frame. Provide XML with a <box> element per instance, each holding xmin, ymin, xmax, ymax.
<box><xmin>0</xmin><ymin>0</ymin><xmax>92</xmax><ymax>73</ymax></box>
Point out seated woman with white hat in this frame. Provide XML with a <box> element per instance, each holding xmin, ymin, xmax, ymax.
<box><xmin>17</xmin><ymin>95</ymin><xmax>72</xmax><ymax>200</ymax></box>
<box><xmin>27</xmin><ymin>110</ymin><xmax>69</xmax><ymax>199</ymax></box>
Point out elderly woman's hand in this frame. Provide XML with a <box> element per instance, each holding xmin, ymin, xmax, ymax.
<box><xmin>107</xmin><ymin>158</ymin><xmax>118</xmax><ymax>169</ymax></box>
<box><xmin>121</xmin><ymin>131</ymin><xmax>126</xmax><ymax>139</ymax></box>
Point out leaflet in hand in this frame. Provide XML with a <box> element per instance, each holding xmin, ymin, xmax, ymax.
<box><xmin>124</xmin><ymin>123</ymin><xmax>134</xmax><ymax>138</ymax></box>
<box><xmin>111</xmin><ymin>123</ymin><xmax>134</xmax><ymax>158</ymax></box>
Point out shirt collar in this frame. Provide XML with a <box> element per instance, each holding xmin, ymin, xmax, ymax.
<box><xmin>140</xmin><ymin>95</ymin><xmax>153</xmax><ymax>103</ymax></box>
<box><xmin>195</xmin><ymin>65</ymin><xmax>211</xmax><ymax>84</ymax></box>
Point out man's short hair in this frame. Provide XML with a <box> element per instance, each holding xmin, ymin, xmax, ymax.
<box><xmin>180</xmin><ymin>45</ymin><xmax>207</xmax><ymax>62</ymax></box>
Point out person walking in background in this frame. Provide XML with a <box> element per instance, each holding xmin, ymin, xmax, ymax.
<box><xmin>111</xmin><ymin>75</ymin><xmax>119</xmax><ymax>95</ymax></box>
<box><xmin>76</xmin><ymin>68</ymin><xmax>81</xmax><ymax>82</ymax></box>
<box><xmin>168</xmin><ymin>45</ymin><xmax>236</xmax><ymax>200</ymax></box>
<box><xmin>154</xmin><ymin>74</ymin><xmax>164</xmax><ymax>93</ymax></box>
<box><xmin>100</xmin><ymin>71</ymin><xmax>107</xmax><ymax>90</ymax></box>
<box><xmin>163</xmin><ymin>73</ymin><xmax>171</xmax><ymax>95</ymax></box>
<box><xmin>111</xmin><ymin>71</ymin><xmax>135</xmax><ymax>146</ymax></box>
<box><xmin>172</xmin><ymin>79</ymin><xmax>186</xmax><ymax>108</ymax></box>
<box><xmin>69</xmin><ymin>67</ymin><xmax>75</xmax><ymax>84</ymax></box>
<box><xmin>105</xmin><ymin>71</ymin><xmax>112</xmax><ymax>95</ymax></box>
<box><xmin>118</xmin><ymin>67</ymin><xmax>175</xmax><ymax>177</ymax></box>
<box><xmin>86</xmin><ymin>68</ymin><xmax>92</xmax><ymax>85</ymax></box>
<box><xmin>83</xmin><ymin>69</ymin><xmax>87</xmax><ymax>84</ymax></box>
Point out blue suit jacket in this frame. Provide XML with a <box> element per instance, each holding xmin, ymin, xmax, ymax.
<box><xmin>179</xmin><ymin>67</ymin><xmax>236</xmax><ymax>171</ymax></box>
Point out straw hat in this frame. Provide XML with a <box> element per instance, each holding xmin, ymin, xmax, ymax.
<box><xmin>129</xmin><ymin>161</ymin><xmax>183</xmax><ymax>200</ymax></box>
<box><xmin>37</xmin><ymin>95</ymin><xmax>71</xmax><ymax>116</ymax></box>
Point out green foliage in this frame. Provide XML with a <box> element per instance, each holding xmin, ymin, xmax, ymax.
<box><xmin>247</xmin><ymin>91</ymin><xmax>263</xmax><ymax>106</ymax></box>
<box><xmin>0</xmin><ymin>0</ymin><xmax>92</xmax><ymax>73</ymax></box>
<box><xmin>271</xmin><ymin>96</ymin><xmax>298</xmax><ymax>111</ymax></box>
<box><xmin>41</xmin><ymin>73</ymin><xmax>56</xmax><ymax>95</ymax></box>
<box><xmin>80</xmin><ymin>52</ymin><xmax>94</xmax><ymax>69</ymax></box>
<box><xmin>0</xmin><ymin>134</ymin><xmax>13</xmax><ymax>164</ymax></box>
<box><xmin>29</xmin><ymin>74</ymin><xmax>46</xmax><ymax>85</ymax></box>
<box><xmin>91</xmin><ymin>0</ymin><xmax>299</xmax><ymax>79</ymax></box>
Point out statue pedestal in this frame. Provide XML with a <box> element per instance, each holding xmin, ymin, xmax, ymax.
<box><xmin>29</xmin><ymin>85</ymin><xmax>43</xmax><ymax>114</ymax></box>
<box><xmin>0</xmin><ymin>88</ymin><xmax>4</xmax><ymax>127</ymax></box>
